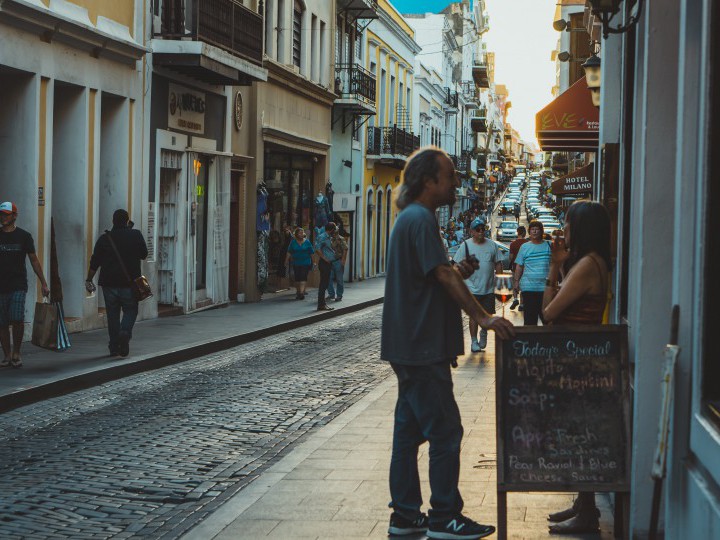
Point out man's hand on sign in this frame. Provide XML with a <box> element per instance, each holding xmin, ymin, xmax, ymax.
<box><xmin>479</xmin><ymin>315</ymin><xmax>515</xmax><ymax>340</ymax></box>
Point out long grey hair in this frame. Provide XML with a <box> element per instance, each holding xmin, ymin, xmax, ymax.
<box><xmin>395</xmin><ymin>147</ymin><xmax>448</xmax><ymax>210</ymax></box>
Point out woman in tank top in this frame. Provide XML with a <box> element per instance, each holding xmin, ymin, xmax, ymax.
<box><xmin>541</xmin><ymin>201</ymin><xmax>612</xmax><ymax>535</ymax></box>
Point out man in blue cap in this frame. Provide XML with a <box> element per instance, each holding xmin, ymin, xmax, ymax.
<box><xmin>453</xmin><ymin>216</ymin><xmax>503</xmax><ymax>352</ymax></box>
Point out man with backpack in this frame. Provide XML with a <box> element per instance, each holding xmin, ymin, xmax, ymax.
<box><xmin>452</xmin><ymin>217</ymin><xmax>503</xmax><ymax>352</ymax></box>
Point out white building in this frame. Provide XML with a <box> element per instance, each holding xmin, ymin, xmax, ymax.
<box><xmin>0</xmin><ymin>0</ymin><xmax>147</xmax><ymax>334</ymax></box>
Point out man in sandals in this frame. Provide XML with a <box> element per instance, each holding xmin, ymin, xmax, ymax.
<box><xmin>0</xmin><ymin>202</ymin><xmax>50</xmax><ymax>368</ymax></box>
<box><xmin>85</xmin><ymin>209</ymin><xmax>148</xmax><ymax>357</ymax></box>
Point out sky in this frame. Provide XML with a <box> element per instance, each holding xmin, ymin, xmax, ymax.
<box><xmin>392</xmin><ymin>0</ymin><xmax>559</xmax><ymax>146</ymax></box>
<box><xmin>483</xmin><ymin>0</ymin><xmax>558</xmax><ymax>145</ymax></box>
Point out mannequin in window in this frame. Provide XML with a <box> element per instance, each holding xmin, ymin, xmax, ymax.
<box><xmin>325</xmin><ymin>182</ymin><xmax>335</xmax><ymax>214</ymax></box>
<box><xmin>314</xmin><ymin>192</ymin><xmax>331</xmax><ymax>229</ymax></box>
<box><xmin>257</xmin><ymin>181</ymin><xmax>270</xmax><ymax>293</ymax></box>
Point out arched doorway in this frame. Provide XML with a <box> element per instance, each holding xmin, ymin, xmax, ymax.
<box><xmin>375</xmin><ymin>190</ymin><xmax>383</xmax><ymax>274</ymax></box>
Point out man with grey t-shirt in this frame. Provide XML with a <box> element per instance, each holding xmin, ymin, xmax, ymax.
<box><xmin>381</xmin><ymin>148</ymin><xmax>514</xmax><ymax>540</ymax></box>
<box><xmin>453</xmin><ymin>217</ymin><xmax>503</xmax><ymax>352</ymax></box>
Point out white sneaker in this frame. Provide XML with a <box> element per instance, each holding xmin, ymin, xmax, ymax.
<box><xmin>471</xmin><ymin>339</ymin><xmax>481</xmax><ymax>353</ymax></box>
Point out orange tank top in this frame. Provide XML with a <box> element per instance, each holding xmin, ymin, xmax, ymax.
<box><xmin>554</xmin><ymin>256</ymin><xmax>607</xmax><ymax>325</ymax></box>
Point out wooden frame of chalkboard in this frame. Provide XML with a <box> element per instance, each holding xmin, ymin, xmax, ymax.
<box><xmin>495</xmin><ymin>325</ymin><xmax>630</xmax><ymax>538</ymax></box>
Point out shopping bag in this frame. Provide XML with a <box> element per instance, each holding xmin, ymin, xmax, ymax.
<box><xmin>31</xmin><ymin>301</ymin><xmax>59</xmax><ymax>350</ymax></box>
<box><xmin>56</xmin><ymin>302</ymin><xmax>71</xmax><ymax>351</ymax></box>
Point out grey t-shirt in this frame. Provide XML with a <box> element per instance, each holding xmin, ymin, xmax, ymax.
<box><xmin>381</xmin><ymin>203</ymin><xmax>464</xmax><ymax>365</ymax></box>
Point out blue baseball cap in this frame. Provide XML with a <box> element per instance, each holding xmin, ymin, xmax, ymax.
<box><xmin>471</xmin><ymin>217</ymin><xmax>486</xmax><ymax>230</ymax></box>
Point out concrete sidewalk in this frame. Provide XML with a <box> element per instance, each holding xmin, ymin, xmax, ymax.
<box><xmin>0</xmin><ymin>278</ymin><xmax>385</xmax><ymax>412</ymax></box>
<box><xmin>185</xmin><ymin>309</ymin><xmax>616</xmax><ymax>540</ymax></box>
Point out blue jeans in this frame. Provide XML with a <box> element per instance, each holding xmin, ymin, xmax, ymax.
<box><xmin>389</xmin><ymin>362</ymin><xmax>464</xmax><ymax>523</ymax></box>
<box><xmin>103</xmin><ymin>287</ymin><xmax>138</xmax><ymax>353</ymax></box>
<box><xmin>326</xmin><ymin>260</ymin><xmax>344</xmax><ymax>298</ymax></box>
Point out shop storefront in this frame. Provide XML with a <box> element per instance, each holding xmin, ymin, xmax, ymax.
<box><xmin>261</xmin><ymin>150</ymin><xmax>325</xmax><ymax>291</ymax></box>
<box><xmin>149</xmin><ymin>76</ymin><xmax>232</xmax><ymax>314</ymax></box>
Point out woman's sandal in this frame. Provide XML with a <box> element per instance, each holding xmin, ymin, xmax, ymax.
<box><xmin>548</xmin><ymin>506</ymin><xmax>578</xmax><ymax>523</ymax></box>
<box><xmin>548</xmin><ymin>498</ymin><xmax>580</xmax><ymax>522</ymax></box>
<box><xmin>548</xmin><ymin>509</ymin><xmax>600</xmax><ymax>535</ymax></box>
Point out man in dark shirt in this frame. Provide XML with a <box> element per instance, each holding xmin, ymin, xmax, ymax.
<box><xmin>85</xmin><ymin>209</ymin><xmax>148</xmax><ymax>357</ymax></box>
<box><xmin>0</xmin><ymin>202</ymin><xmax>50</xmax><ymax>368</ymax></box>
<box><xmin>382</xmin><ymin>148</ymin><xmax>514</xmax><ymax>539</ymax></box>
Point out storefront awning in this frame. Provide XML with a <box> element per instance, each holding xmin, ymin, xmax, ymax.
<box><xmin>551</xmin><ymin>163</ymin><xmax>595</xmax><ymax>195</ymax></box>
<box><xmin>536</xmin><ymin>79</ymin><xmax>599</xmax><ymax>152</ymax></box>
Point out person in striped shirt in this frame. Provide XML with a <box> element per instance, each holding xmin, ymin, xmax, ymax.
<box><xmin>513</xmin><ymin>220</ymin><xmax>551</xmax><ymax>325</ymax></box>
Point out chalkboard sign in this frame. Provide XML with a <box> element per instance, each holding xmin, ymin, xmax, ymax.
<box><xmin>496</xmin><ymin>325</ymin><xmax>630</xmax><ymax>492</ymax></box>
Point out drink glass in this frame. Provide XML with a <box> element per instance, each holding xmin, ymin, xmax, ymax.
<box><xmin>494</xmin><ymin>272</ymin><xmax>514</xmax><ymax>318</ymax></box>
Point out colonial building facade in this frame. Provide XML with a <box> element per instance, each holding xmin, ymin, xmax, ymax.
<box><xmin>0</xmin><ymin>0</ymin><xmax>147</xmax><ymax>334</ymax></box>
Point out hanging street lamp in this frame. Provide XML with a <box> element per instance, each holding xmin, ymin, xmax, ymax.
<box><xmin>587</xmin><ymin>0</ymin><xmax>646</xmax><ymax>39</ymax></box>
<box><xmin>582</xmin><ymin>54</ymin><xmax>602</xmax><ymax>107</ymax></box>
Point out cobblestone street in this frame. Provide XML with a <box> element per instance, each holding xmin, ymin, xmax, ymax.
<box><xmin>0</xmin><ymin>306</ymin><xmax>390</xmax><ymax>539</ymax></box>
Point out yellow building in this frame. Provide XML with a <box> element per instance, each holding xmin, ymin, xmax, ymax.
<box><xmin>0</xmin><ymin>0</ymin><xmax>146</xmax><ymax>334</ymax></box>
<box><xmin>360</xmin><ymin>0</ymin><xmax>421</xmax><ymax>278</ymax></box>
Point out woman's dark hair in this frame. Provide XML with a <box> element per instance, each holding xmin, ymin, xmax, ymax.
<box><xmin>564</xmin><ymin>200</ymin><xmax>613</xmax><ymax>274</ymax></box>
<box><xmin>396</xmin><ymin>147</ymin><xmax>448</xmax><ymax>210</ymax></box>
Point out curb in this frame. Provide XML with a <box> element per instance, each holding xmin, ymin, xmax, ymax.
<box><xmin>0</xmin><ymin>297</ymin><xmax>384</xmax><ymax>414</ymax></box>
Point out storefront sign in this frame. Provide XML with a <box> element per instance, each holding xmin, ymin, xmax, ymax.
<box><xmin>168</xmin><ymin>83</ymin><xmax>206</xmax><ymax>134</ymax></box>
<box><xmin>551</xmin><ymin>163</ymin><xmax>595</xmax><ymax>195</ymax></box>
<box><xmin>536</xmin><ymin>79</ymin><xmax>599</xmax><ymax>152</ymax></box>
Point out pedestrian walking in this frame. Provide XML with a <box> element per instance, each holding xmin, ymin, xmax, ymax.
<box><xmin>541</xmin><ymin>201</ymin><xmax>612</xmax><ymax>534</ymax></box>
<box><xmin>453</xmin><ymin>217</ymin><xmax>503</xmax><ymax>352</ymax></box>
<box><xmin>508</xmin><ymin>225</ymin><xmax>529</xmax><ymax>311</ymax></box>
<box><xmin>313</xmin><ymin>222</ymin><xmax>338</xmax><ymax>311</ymax></box>
<box><xmin>382</xmin><ymin>147</ymin><xmax>514</xmax><ymax>540</ymax></box>
<box><xmin>0</xmin><ymin>202</ymin><xmax>50</xmax><ymax>368</ymax></box>
<box><xmin>512</xmin><ymin>220</ymin><xmax>551</xmax><ymax>325</ymax></box>
<box><xmin>513</xmin><ymin>202</ymin><xmax>520</xmax><ymax>223</ymax></box>
<box><xmin>326</xmin><ymin>225</ymin><xmax>348</xmax><ymax>302</ymax></box>
<box><xmin>285</xmin><ymin>227</ymin><xmax>314</xmax><ymax>300</ymax></box>
<box><xmin>85</xmin><ymin>209</ymin><xmax>148</xmax><ymax>357</ymax></box>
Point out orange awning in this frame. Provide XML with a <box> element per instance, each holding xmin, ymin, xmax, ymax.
<box><xmin>536</xmin><ymin>79</ymin><xmax>599</xmax><ymax>152</ymax></box>
<box><xmin>552</xmin><ymin>163</ymin><xmax>595</xmax><ymax>195</ymax></box>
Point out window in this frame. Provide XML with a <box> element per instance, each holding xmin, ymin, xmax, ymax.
<box><xmin>277</xmin><ymin>0</ymin><xmax>286</xmax><ymax>63</ymax></box>
<box><xmin>355</xmin><ymin>30</ymin><xmax>362</xmax><ymax>61</ymax></box>
<box><xmin>293</xmin><ymin>0</ymin><xmax>303</xmax><ymax>67</ymax></box>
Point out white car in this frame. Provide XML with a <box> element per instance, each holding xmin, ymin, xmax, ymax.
<box><xmin>496</xmin><ymin>221</ymin><xmax>519</xmax><ymax>241</ymax></box>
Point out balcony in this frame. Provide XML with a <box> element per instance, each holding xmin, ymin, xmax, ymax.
<box><xmin>444</xmin><ymin>88</ymin><xmax>459</xmax><ymax>110</ymax></box>
<box><xmin>152</xmin><ymin>0</ymin><xmax>267</xmax><ymax>85</ymax></box>
<box><xmin>367</xmin><ymin>125</ymin><xmax>420</xmax><ymax>166</ymax></box>
<box><xmin>470</xmin><ymin>108</ymin><xmax>488</xmax><ymax>133</ymax></box>
<box><xmin>472</xmin><ymin>53</ymin><xmax>490</xmax><ymax>88</ymax></box>
<box><xmin>337</xmin><ymin>0</ymin><xmax>379</xmax><ymax>20</ymax></box>
<box><xmin>334</xmin><ymin>64</ymin><xmax>377</xmax><ymax>114</ymax></box>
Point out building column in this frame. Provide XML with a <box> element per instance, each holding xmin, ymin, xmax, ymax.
<box><xmin>265</xmin><ymin>0</ymin><xmax>277</xmax><ymax>60</ymax></box>
<box><xmin>626</xmin><ymin>0</ymin><xmax>681</xmax><ymax>535</ymax></box>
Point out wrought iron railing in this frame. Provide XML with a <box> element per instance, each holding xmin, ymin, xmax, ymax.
<box><xmin>444</xmin><ymin>88</ymin><xmax>459</xmax><ymax>108</ymax></box>
<box><xmin>155</xmin><ymin>0</ymin><xmax>263</xmax><ymax>64</ymax></box>
<box><xmin>334</xmin><ymin>63</ymin><xmax>376</xmax><ymax>105</ymax></box>
<box><xmin>367</xmin><ymin>125</ymin><xmax>420</xmax><ymax>157</ymax></box>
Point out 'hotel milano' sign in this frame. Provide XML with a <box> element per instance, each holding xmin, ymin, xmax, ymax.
<box><xmin>552</xmin><ymin>163</ymin><xmax>595</xmax><ymax>196</ymax></box>
<box><xmin>168</xmin><ymin>83</ymin><xmax>206</xmax><ymax>134</ymax></box>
